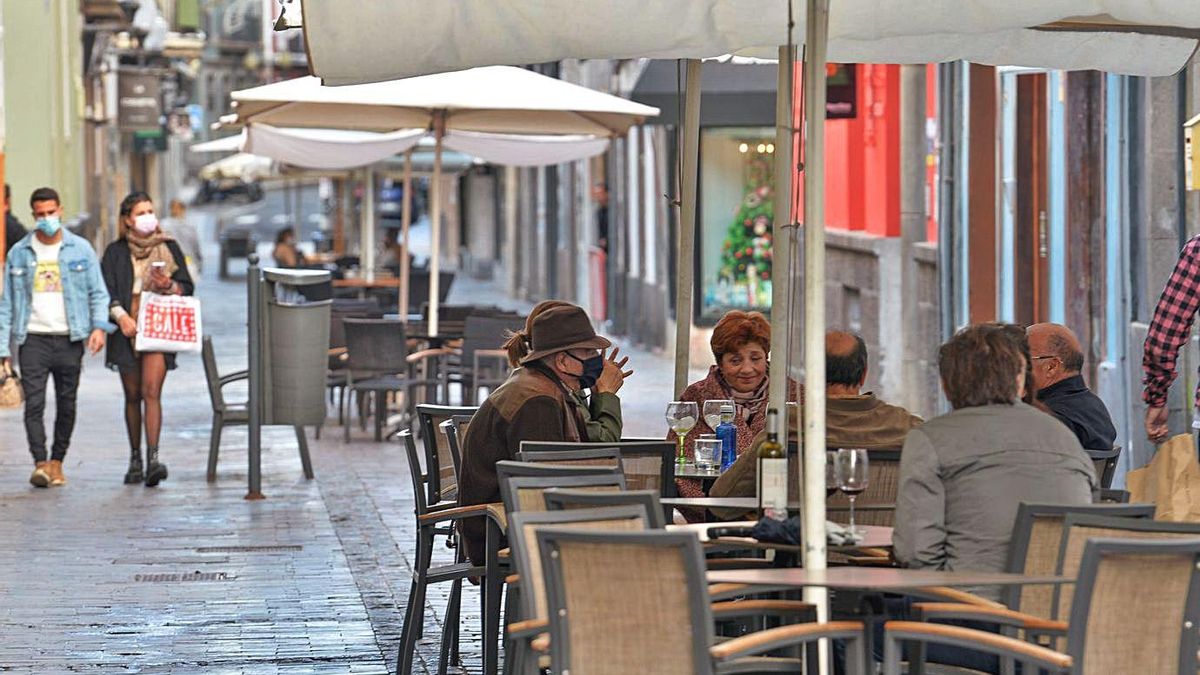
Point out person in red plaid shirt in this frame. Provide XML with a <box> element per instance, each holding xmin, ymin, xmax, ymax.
<box><xmin>1143</xmin><ymin>236</ymin><xmax>1200</xmax><ymax>443</ymax></box>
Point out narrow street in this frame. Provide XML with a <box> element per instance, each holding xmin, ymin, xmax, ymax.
<box><xmin>0</xmin><ymin>189</ymin><xmax>687</xmax><ymax>673</ymax></box>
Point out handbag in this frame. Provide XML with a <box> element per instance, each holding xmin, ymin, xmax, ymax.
<box><xmin>0</xmin><ymin>361</ymin><xmax>22</xmax><ymax>409</ymax></box>
<box><xmin>135</xmin><ymin>292</ymin><xmax>202</xmax><ymax>353</ymax></box>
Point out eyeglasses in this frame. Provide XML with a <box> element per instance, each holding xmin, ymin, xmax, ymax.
<box><xmin>1031</xmin><ymin>355</ymin><xmax>1059</xmax><ymax>362</ymax></box>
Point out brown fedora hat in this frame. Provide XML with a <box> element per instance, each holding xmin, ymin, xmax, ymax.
<box><xmin>519</xmin><ymin>304</ymin><xmax>611</xmax><ymax>364</ymax></box>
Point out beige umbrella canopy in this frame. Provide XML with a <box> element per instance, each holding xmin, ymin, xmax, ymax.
<box><xmin>232</xmin><ymin>67</ymin><xmax>658</xmax><ymax>334</ymax></box>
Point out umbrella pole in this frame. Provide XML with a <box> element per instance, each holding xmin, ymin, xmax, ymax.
<box><xmin>801</xmin><ymin>0</ymin><xmax>830</xmax><ymax>633</ymax></box>
<box><xmin>674</xmin><ymin>59</ymin><xmax>702</xmax><ymax>396</ymax></box>
<box><xmin>400</xmin><ymin>149</ymin><xmax>413</xmax><ymax>322</ymax></box>
<box><xmin>768</xmin><ymin>47</ymin><xmax>795</xmax><ymax>454</ymax></box>
<box><xmin>429</xmin><ymin>114</ymin><xmax>445</xmax><ymax>336</ymax></box>
<box><xmin>363</xmin><ymin>166</ymin><xmax>377</xmax><ymax>283</ymax></box>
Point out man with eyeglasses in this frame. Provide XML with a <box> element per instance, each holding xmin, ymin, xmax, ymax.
<box><xmin>1026</xmin><ymin>323</ymin><xmax>1116</xmax><ymax>451</ymax></box>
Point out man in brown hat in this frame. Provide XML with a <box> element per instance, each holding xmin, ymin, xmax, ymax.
<box><xmin>458</xmin><ymin>302</ymin><xmax>624</xmax><ymax>564</ymax></box>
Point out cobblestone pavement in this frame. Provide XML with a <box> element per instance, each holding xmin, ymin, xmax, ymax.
<box><xmin>0</xmin><ymin>199</ymin><xmax>692</xmax><ymax>674</ymax></box>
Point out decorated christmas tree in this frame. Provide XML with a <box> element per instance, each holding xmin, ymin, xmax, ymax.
<box><xmin>718</xmin><ymin>150</ymin><xmax>774</xmax><ymax>307</ymax></box>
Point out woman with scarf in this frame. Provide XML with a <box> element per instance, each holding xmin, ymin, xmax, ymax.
<box><xmin>101</xmin><ymin>192</ymin><xmax>195</xmax><ymax>487</ymax></box>
<box><xmin>671</xmin><ymin>310</ymin><xmax>799</xmax><ymax>512</ymax></box>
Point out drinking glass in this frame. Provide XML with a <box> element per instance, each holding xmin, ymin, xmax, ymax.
<box><xmin>702</xmin><ymin>399</ymin><xmax>734</xmax><ymax>431</ymax></box>
<box><xmin>694</xmin><ymin>438</ymin><xmax>721</xmax><ymax>473</ymax></box>
<box><xmin>825</xmin><ymin>450</ymin><xmax>840</xmax><ymax>498</ymax></box>
<box><xmin>665</xmin><ymin>401</ymin><xmax>698</xmax><ymax>465</ymax></box>
<box><xmin>834</xmin><ymin>448</ymin><xmax>870</xmax><ymax>536</ymax></box>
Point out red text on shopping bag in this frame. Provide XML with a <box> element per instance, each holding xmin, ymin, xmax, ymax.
<box><xmin>141</xmin><ymin>296</ymin><xmax>198</xmax><ymax>343</ymax></box>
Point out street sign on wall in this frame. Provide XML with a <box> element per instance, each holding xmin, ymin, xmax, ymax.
<box><xmin>117</xmin><ymin>71</ymin><xmax>162</xmax><ymax>131</ymax></box>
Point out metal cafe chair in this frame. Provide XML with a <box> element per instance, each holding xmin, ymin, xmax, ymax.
<box><xmin>884</xmin><ymin>537</ymin><xmax>1200</xmax><ymax>675</ymax></box>
<box><xmin>538</xmin><ymin>529</ymin><xmax>867</xmax><ymax>674</ymax></box>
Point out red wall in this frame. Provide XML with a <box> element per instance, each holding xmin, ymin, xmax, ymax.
<box><xmin>795</xmin><ymin>64</ymin><xmax>902</xmax><ymax>238</ymax></box>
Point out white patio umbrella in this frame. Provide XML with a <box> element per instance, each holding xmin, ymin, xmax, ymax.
<box><xmin>238</xmin><ymin>122</ymin><xmax>618</xmax><ymax>318</ymax></box>
<box><xmin>297</xmin><ymin>1</ymin><xmax>1200</xmax><ymax>649</ymax></box>
<box><xmin>232</xmin><ymin>67</ymin><xmax>658</xmax><ymax>334</ymax></box>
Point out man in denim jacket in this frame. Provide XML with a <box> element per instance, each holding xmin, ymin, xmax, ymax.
<box><xmin>0</xmin><ymin>187</ymin><xmax>112</xmax><ymax>488</ymax></box>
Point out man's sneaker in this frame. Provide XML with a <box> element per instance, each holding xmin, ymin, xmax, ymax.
<box><xmin>29</xmin><ymin>462</ymin><xmax>51</xmax><ymax>488</ymax></box>
<box><xmin>47</xmin><ymin>460</ymin><xmax>66</xmax><ymax>487</ymax></box>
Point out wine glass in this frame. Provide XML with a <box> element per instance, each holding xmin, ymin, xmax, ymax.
<box><xmin>825</xmin><ymin>450</ymin><xmax>840</xmax><ymax>498</ymax></box>
<box><xmin>834</xmin><ymin>448</ymin><xmax>870</xmax><ymax>537</ymax></box>
<box><xmin>703</xmin><ymin>399</ymin><xmax>733</xmax><ymax>431</ymax></box>
<box><xmin>665</xmin><ymin>401</ymin><xmax>698</xmax><ymax>465</ymax></box>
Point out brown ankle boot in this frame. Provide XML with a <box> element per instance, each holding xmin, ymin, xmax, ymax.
<box><xmin>29</xmin><ymin>462</ymin><xmax>50</xmax><ymax>488</ymax></box>
<box><xmin>47</xmin><ymin>460</ymin><xmax>66</xmax><ymax>487</ymax></box>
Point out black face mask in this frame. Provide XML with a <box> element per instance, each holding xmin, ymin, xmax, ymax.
<box><xmin>565</xmin><ymin>352</ymin><xmax>605</xmax><ymax>389</ymax></box>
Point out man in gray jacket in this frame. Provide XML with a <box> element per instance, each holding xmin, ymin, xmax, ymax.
<box><xmin>894</xmin><ymin>323</ymin><xmax>1095</xmax><ymax>579</ymax></box>
<box><xmin>894</xmin><ymin>323</ymin><xmax>1095</xmax><ymax>583</ymax></box>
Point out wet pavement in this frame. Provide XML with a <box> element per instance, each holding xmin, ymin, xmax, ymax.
<box><xmin>0</xmin><ymin>192</ymin><xmax>692</xmax><ymax>673</ymax></box>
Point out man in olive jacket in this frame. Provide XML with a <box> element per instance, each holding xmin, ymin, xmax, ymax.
<box><xmin>458</xmin><ymin>303</ymin><xmax>617</xmax><ymax>564</ymax></box>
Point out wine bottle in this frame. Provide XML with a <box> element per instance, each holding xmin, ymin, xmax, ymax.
<box><xmin>757</xmin><ymin>408</ymin><xmax>787</xmax><ymax>521</ymax></box>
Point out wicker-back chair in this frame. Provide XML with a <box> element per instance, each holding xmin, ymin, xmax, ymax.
<box><xmin>1085</xmin><ymin>447</ymin><xmax>1121</xmax><ymax>489</ymax></box>
<box><xmin>516</xmin><ymin>447</ymin><xmax>622</xmax><ymax>468</ymax></box>
<box><xmin>884</xmin><ymin>538</ymin><xmax>1200</xmax><ymax>675</ymax></box>
<box><xmin>395</xmin><ymin>429</ymin><xmax>489</xmax><ymax>675</ymax></box>
<box><xmin>506</xmin><ymin>506</ymin><xmax>650</xmax><ymax>674</ymax></box>
<box><xmin>538</xmin><ymin>529</ymin><xmax>867</xmax><ymax>674</ymax></box>
<box><xmin>415</xmin><ymin>404</ymin><xmax>477</xmax><ymax>504</ymax></box>
<box><xmin>440</xmin><ymin>415</ymin><xmax>472</xmax><ymax>486</ymax></box>
<box><xmin>519</xmin><ymin>440</ymin><xmax>676</xmax><ymax>495</ymax></box>
<box><xmin>1003</xmin><ymin>503</ymin><xmax>1154</xmax><ymax>619</ymax></box>
<box><xmin>826</xmin><ymin>448</ymin><xmax>902</xmax><ymax>526</ymax></box>
<box><xmin>1053</xmin><ymin>514</ymin><xmax>1200</xmax><ymax>621</ymax></box>
<box><xmin>908</xmin><ymin>503</ymin><xmax>1155</xmax><ymax>665</ymax></box>
<box><xmin>496</xmin><ymin>462</ymin><xmax>626</xmax><ymax>517</ymax></box>
<box><xmin>543</xmin><ymin>487</ymin><xmax>668</xmax><ymax>529</ymax></box>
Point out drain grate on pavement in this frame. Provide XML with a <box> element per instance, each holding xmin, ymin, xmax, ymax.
<box><xmin>194</xmin><ymin>544</ymin><xmax>303</xmax><ymax>553</ymax></box>
<box><xmin>134</xmin><ymin>571</ymin><xmax>234</xmax><ymax>582</ymax></box>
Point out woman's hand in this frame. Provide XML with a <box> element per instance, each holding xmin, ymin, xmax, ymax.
<box><xmin>118</xmin><ymin>315</ymin><xmax>137</xmax><ymax>338</ymax></box>
<box><xmin>148</xmin><ymin>267</ymin><xmax>173</xmax><ymax>292</ymax></box>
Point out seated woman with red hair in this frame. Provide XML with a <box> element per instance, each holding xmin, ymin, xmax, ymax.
<box><xmin>670</xmin><ymin>310</ymin><xmax>798</xmax><ymax>507</ymax></box>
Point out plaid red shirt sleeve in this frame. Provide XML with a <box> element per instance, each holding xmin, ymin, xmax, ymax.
<box><xmin>1143</xmin><ymin>236</ymin><xmax>1200</xmax><ymax>408</ymax></box>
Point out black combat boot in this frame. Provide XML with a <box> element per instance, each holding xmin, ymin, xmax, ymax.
<box><xmin>144</xmin><ymin>446</ymin><xmax>168</xmax><ymax>487</ymax></box>
<box><xmin>124</xmin><ymin>447</ymin><xmax>144</xmax><ymax>485</ymax></box>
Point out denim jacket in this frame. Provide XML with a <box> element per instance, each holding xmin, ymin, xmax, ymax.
<box><xmin>0</xmin><ymin>230</ymin><xmax>114</xmax><ymax>356</ymax></box>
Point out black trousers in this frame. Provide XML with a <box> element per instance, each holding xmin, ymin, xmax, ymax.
<box><xmin>19</xmin><ymin>334</ymin><xmax>84</xmax><ymax>463</ymax></box>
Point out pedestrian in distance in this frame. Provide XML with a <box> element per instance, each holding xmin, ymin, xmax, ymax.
<box><xmin>100</xmin><ymin>191</ymin><xmax>194</xmax><ymax>487</ymax></box>
<box><xmin>0</xmin><ymin>186</ymin><xmax>112</xmax><ymax>488</ymax></box>
<box><xmin>160</xmin><ymin>198</ymin><xmax>202</xmax><ymax>281</ymax></box>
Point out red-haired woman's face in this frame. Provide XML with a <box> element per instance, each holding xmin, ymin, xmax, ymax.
<box><xmin>719</xmin><ymin>342</ymin><xmax>768</xmax><ymax>394</ymax></box>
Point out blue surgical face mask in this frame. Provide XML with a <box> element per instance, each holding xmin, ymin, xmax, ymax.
<box><xmin>35</xmin><ymin>216</ymin><xmax>61</xmax><ymax>236</ymax></box>
<box><xmin>566</xmin><ymin>352</ymin><xmax>605</xmax><ymax>389</ymax></box>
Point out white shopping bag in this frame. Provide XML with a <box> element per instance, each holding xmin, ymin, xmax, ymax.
<box><xmin>135</xmin><ymin>292</ymin><xmax>202</xmax><ymax>353</ymax></box>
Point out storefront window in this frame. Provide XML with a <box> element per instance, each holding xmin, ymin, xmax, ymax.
<box><xmin>698</xmin><ymin>127</ymin><xmax>775</xmax><ymax>323</ymax></box>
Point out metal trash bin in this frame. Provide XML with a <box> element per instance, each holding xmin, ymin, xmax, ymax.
<box><xmin>259</xmin><ymin>268</ymin><xmax>332</xmax><ymax>426</ymax></box>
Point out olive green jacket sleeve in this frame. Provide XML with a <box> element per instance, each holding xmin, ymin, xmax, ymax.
<box><xmin>572</xmin><ymin>390</ymin><xmax>623</xmax><ymax>443</ymax></box>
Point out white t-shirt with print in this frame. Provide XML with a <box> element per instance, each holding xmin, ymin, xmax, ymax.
<box><xmin>26</xmin><ymin>236</ymin><xmax>69</xmax><ymax>335</ymax></box>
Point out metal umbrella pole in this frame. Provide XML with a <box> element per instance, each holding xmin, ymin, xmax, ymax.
<box><xmin>362</xmin><ymin>166</ymin><xmax>377</xmax><ymax>283</ymax></box>
<box><xmin>767</xmin><ymin>45</ymin><xmax>796</xmax><ymax>455</ymax></box>
<box><xmin>399</xmin><ymin>148</ymin><xmax>414</xmax><ymax>322</ymax></box>
<box><xmin>801</xmin><ymin>0</ymin><xmax>831</xmax><ymax>626</ymax></box>
<box><xmin>428</xmin><ymin>113</ymin><xmax>446</xmax><ymax>336</ymax></box>
<box><xmin>673</xmin><ymin>59</ymin><xmax>702</xmax><ymax>396</ymax></box>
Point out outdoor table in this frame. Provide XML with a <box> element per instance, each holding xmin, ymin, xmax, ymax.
<box><xmin>706</xmin><ymin>567</ymin><xmax>1070</xmax><ymax>662</ymax></box>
